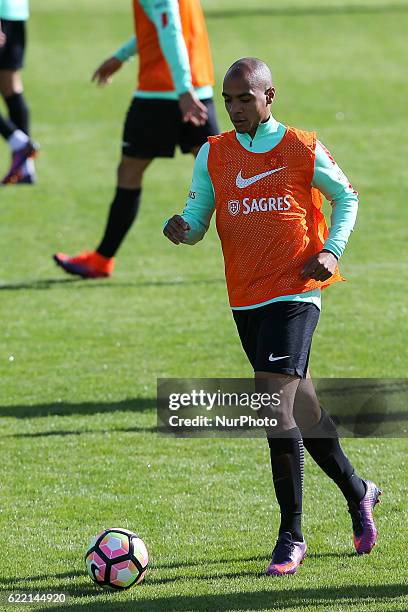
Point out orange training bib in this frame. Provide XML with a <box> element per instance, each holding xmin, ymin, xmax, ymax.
<box><xmin>133</xmin><ymin>0</ymin><xmax>214</xmax><ymax>92</ymax></box>
<box><xmin>207</xmin><ymin>127</ymin><xmax>343</xmax><ymax>308</ymax></box>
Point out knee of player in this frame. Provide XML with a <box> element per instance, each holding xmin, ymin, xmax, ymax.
<box><xmin>261</xmin><ymin>403</ymin><xmax>292</xmax><ymax>422</ymax></box>
<box><xmin>117</xmin><ymin>159</ymin><xmax>136</xmax><ymax>185</ymax></box>
<box><xmin>117</xmin><ymin>157</ymin><xmax>149</xmax><ymax>187</ymax></box>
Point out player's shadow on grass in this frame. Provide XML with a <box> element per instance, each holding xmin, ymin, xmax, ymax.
<box><xmin>37</xmin><ymin>583</ymin><xmax>408</xmax><ymax>611</ymax></box>
<box><xmin>206</xmin><ymin>2</ymin><xmax>408</xmax><ymax>19</ymax></box>
<box><xmin>4</xmin><ymin>426</ymin><xmax>157</xmax><ymax>438</ymax></box>
<box><xmin>0</xmin><ymin>278</ymin><xmax>81</xmax><ymax>291</ymax></box>
<box><xmin>0</xmin><ymin>398</ymin><xmax>156</xmax><ymax>419</ymax></box>
<box><xmin>0</xmin><ymin>277</ymin><xmax>224</xmax><ymax>291</ymax></box>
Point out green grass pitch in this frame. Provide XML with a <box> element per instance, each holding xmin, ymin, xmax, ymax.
<box><xmin>0</xmin><ymin>0</ymin><xmax>407</xmax><ymax>610</ymax></box>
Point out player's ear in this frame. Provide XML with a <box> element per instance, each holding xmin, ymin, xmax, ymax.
<box><xmin>265</xmin><ymin>87</ymin><xmax>276</xmax><ymax>105</ymax></box>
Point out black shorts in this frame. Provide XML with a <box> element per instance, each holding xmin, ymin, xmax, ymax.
<box><xmin>233</xmin><ymin>301</ymin><xmax>320</xmax><ymax>378</ymax></box>
<box><xmin>0</xmin><ymin>20</ymin><xmax>26</xmax><ymax>70</ymax></box>
<box><xmin>122</xmin><ymin>97</ymin><xmax>219</xmax><ymax>158</ymax></box>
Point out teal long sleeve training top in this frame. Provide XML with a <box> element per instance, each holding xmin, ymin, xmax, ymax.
<box><xmin>0</xmin><ymin>0</ymin><xmax>29</xmax><ymax>20</ymax></box>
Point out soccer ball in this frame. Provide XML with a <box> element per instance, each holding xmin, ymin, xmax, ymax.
<box><xmin>85</xmin><ymin>528</ymin><xmax>148</xmax><ymax>590</ymax></box>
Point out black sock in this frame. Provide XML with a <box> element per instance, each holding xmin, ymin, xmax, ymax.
<box><xmin>97</xmin><ymin>187</ymin><xmax>141</xmax><ymax>258</ymax></box>
<box><xmin>0</xmin><ymin>113</ymin><xmax>15</xmax><ymax>140</ymax></box>
<box><xmin>302</xmin><ymin>408</ymin><xmax>366</xmax><ymax>504</ymax></box>
<box><xmin>5</xmin><ymin>93</ymin><xmax>30</xmax><ymax>135</ymax></box>
<box><xmin>268</xmin><ymin>427</ymin><xmax>304</xmax><ymax>541</ymax></box>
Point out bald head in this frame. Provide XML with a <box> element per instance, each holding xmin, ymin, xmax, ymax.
<box><xmin>224</xmin><ymin>57</ymin><xmax>273</xmax><ymax>92</ymax></box>
<box><xmin>222</xmin><ymin>58</ymin><xmax>275</xmax><ymax>138</ymax></box>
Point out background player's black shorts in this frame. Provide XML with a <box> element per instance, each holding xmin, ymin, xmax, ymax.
<box><xmin>122</xmin><ymin>97</ymin><xmax>219</xmax><ymax>158</ymax></box>
<box><xmin>233</xmin><ymin>301</ymin><xmax>320</xmax><ymax>378</ymax></box>
<box><xmin>0</xmin><ymin>20</ymin><xmax>26</xmax><ymax>70</ymax></box>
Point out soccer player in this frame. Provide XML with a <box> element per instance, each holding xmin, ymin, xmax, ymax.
<box><xmin>0</xmin><ymin>0</ymin><xmax>38</xmax><ymax>184</ymax></box>
<box><xmin>164</xmin><ymin>58</ymin><xmax>381</xmax><ymax>576</ymax></box>
<box><xmin>54</xmin><ymin>0</ymin><xmax>218</xmax><ymax>279</ymax></box>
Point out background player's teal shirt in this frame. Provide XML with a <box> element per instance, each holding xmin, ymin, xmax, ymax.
<box><xmin>113</xmin><ymin>0</ymin><xmax>213</xmax><ymax>101</ymax></box>
<box><xmin>0</xmin><ymin>0</ymin><xmax>29</xmax><ymax>20</ymax></box>
<box><xmin>177</xmin><ymin>115</ymin><xmax>359</xmax><ymax>310</ymax></box>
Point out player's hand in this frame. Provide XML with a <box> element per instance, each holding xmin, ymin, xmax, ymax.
<box><xmin>301</xmin><ymin>250</ymin><xmax>338</xmax><ymax>282</ymax></box>
<box><xmin>0</xmin><ymin>29</ymin><xmax>6</xmax><ymax>47</ymax></box>
<box><xmin>91</xmin><ymin>56</ymin><xmax>123</xmax><ymax>86</ymax></box>
<box><xmin>178</xmin><ymin>90</ymin><xmax>208</xmax><ymax>127</ymax></box>
<box><xmin>163</xmin><ymin>215</ymin><xmax>191</xmax><ymax>245</ymax></box>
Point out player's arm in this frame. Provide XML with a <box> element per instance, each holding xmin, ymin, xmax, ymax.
<box><xmin>113</xmin><ymin>35</ymin><xmax>138</xmax><ymax>62</ymax></box>
<box><xmin>164</xmin><ymin>143</ymin><xmax>215</xmax><ymax>245</ymax></box>
<box><xmin>301</xmin><ymin>141</ymin><xmax>359</xmax><ymax>281</ymax></box>
<box><xmin>91</xmin><ymin>35</ymin><xmax>138</xmax><ymax>86</ymax></box>
<box><xmin>143</xmin><ymin>0</ymin><xmax>207</xmax><ymax>126</ymax></box>
<box><xmin>0</xmin><ymin>0</ymin><xmax>6</xmax><ymax>46</ymax></box>
<box><xmin>0</xmin><ymin>18</ymin><xmax>5</xmax><ymax>47</ymax></box>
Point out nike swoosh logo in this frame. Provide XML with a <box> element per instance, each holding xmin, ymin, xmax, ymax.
<box><xmin>269</xmin><ymin>354</ymin><xmax>291</xmax><ymax>362</ymax></box>
<box><xmin>236</xmin><ymin>166</ymin><xmax>287</xmax><ymax>189</ymax></box>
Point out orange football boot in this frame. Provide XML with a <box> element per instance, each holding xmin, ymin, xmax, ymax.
<box><xmin>53</xmin><ymin>251</ymin><xmax>114</xmax><ymax>279</ymax></box>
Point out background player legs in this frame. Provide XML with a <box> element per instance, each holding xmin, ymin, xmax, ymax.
<box><xmin>97</xmin><ymin>147</ymin><xmax>200</xmax><ymax>259</ymax></box>
<box><xmin>0</xmin><ymin>69</ymin><xmax>30</xmax><ymax>134</ymax></box>
<box><xmin>0</xmin><ymin>69</ymin><xmax>37</xmax><ymax>184</ymax></box>
<box><xmin>54</xmin><ymin>145</ymin><xmax>201</xmax><ymax>276</ymax></box>
<box><xmin>96</xmin><ymin>155</ymin><xmax>152</xmax><ymax>258</ymax></box>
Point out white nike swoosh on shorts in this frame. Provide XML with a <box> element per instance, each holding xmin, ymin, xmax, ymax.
<box><xmin>269</xmin><ymin>354</ymin><xmax>291</xmax><ymax>362</ymax></box>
